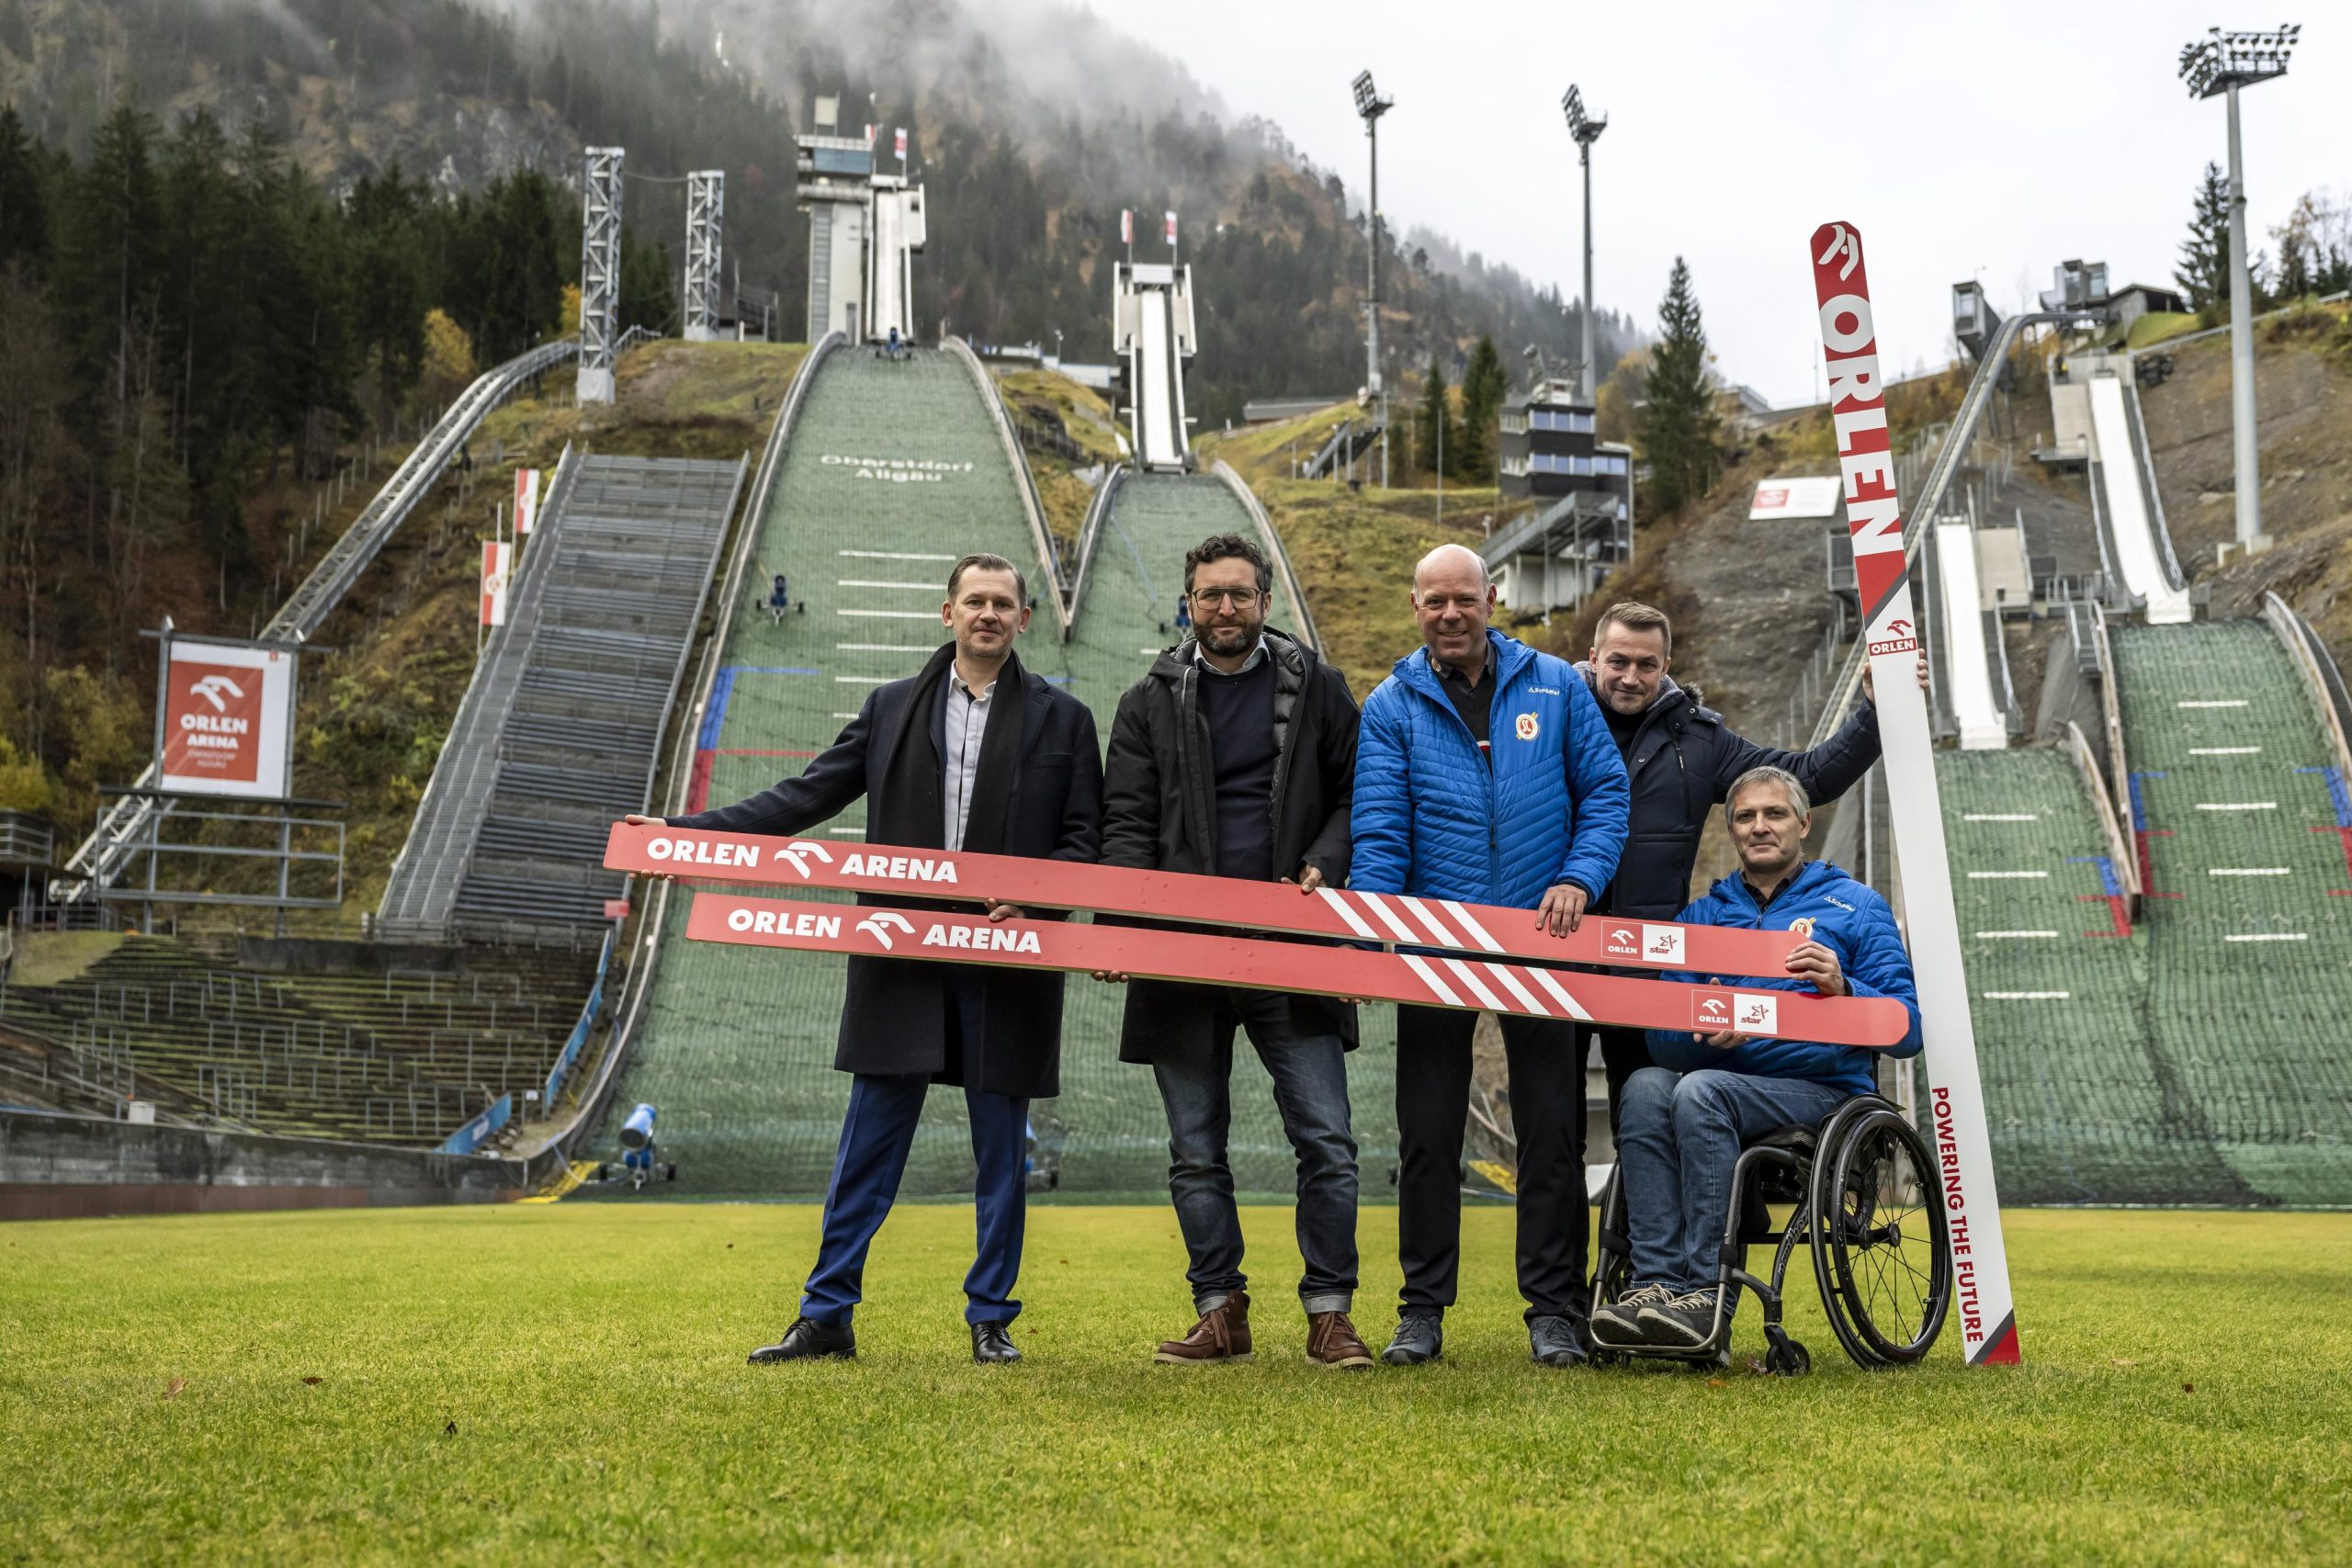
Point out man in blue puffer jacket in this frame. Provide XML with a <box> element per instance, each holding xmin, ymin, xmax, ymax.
<box><xmin>1351</xmin><ymin>543</ymin><xmax>1630</xmax><ymax>1369</ymax></box>
<box><xmin>1593</xmin><ymin>764</ymin><xmax>1922</xmax><ymax>1353</ymax></box>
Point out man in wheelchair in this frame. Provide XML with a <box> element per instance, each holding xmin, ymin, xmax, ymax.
<box><xmin>1592</xmin><ymin>764</ymin><xmax>1923</xmax><ymax>1355</ymax></box>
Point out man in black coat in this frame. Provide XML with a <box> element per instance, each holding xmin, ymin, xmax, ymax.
<box><xmin>631</xmin><ymin>553</ymin><xmax>1102</xmax><ymax>1365</ymax></box>
<box><xmin>1095</xmin><ymin>533</ymin><xmax>1371</xmax><ymax>1370</ymax></box>
<box><xmin>1579</xmin><ymin>600</ymin><xmax>1898</xmax><ymax>1129</ymax></box>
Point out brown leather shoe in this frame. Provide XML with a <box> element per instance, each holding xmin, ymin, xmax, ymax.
<box><xmin>1153</xmin><ymin>1291</ymin><xmax>1253</xmax><ymax>1363</ymax></box>
<box><xmin>1305</xmin><ymin>1310</ymin><xmax>1374</xmax><ymax>1370</ymax></box>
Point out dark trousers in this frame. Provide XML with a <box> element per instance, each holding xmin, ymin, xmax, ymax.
<box><xmin>1394</xmin><ymin>1004</ymin><xmax>1589</xmax><ymax>1325</ymax></box>
<box><xmin>799</xmin><ymin>976</ymin><xmax>1030</xmax><ymax>1327</ymax></box>
<box><xmin>1149</xmin><ymin>986</ymin><xmax>1358</xmax><ymax>1314</ymax></box>
<box><xmin>1594</xmin><ymin>1023</ymin><xmax>1653</xmax><ymax>1139</ymax></box>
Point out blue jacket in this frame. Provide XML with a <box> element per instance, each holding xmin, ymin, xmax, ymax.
<box><xmin>1646</xmin><ymin>858</ymin><xmax>1922</xmax><ymax>1097</ymax></box>
<box><xmin>1351</xmin><ymin>630</ymin><xmax>1630</xmax><ymax>908</ymax></box>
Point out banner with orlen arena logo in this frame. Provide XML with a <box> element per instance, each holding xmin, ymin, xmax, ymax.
<box><xmin>155</xmin><ymin>633</ymin><xmax>299</xmax><ymax>801</ymax></box>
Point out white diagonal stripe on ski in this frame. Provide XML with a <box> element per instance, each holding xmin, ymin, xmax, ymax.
<box><xmin>1354</xmin><ymin>892</ymin><xmax>1425</xmax><ymax>945</ymax></box>
<box><xmin>1438</xmin><ymin>900</ymin><xmax>1506</xmax><ymax>953</ymax></box>
<box><xmin>1399</xmin><ymin>953</ymin><xmax>1461</xmax><ymax>1007</ymax></box>
<box><xmin>1316</xmin><ymin>889</ymin><xmax>1382</xmax><ymax>942</ymax></box>
<box><xmin>1398</xmin><ymin>897</ymin><xmax>1464</xmax><ymax>948</ymax></box>
<box><xmin>1525</xmin><ymin>965</ymin><xmax>1592</xmax><ymax>1021</ymax></box>
<box><xmin>1483</xmin><ymin>963</ymin><xmax>1550</xmax><ymax>1018</ymax></box>
<box><xmin>1440</xmin><ymin>957</ymin><xmax>1506</xmax><ymax>1011</ymax></box>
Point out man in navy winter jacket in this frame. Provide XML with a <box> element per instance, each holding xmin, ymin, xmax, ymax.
<box><xmin>1592</xmin><ymin>764</ymin><xmax>1921</xmax><ymax>1352</ymax></box>
<box><xmin>1351</xmin><ymin>544</ymin><xmax>1630</xmax><ymax>1369</ymax></box>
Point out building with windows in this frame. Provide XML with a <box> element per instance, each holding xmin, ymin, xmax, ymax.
<box><xmin>1487</xmin><ymin>378</ymin><xmax>1635</xmax><ymax>619</ymax></box>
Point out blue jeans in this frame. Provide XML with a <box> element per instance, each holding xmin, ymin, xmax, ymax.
<box><xmin>1151</xmin><ymin>987</ymin><xmax>1358</xmax><ymax>1314</ymax></box>
<box><xmin>1617</xmin><ymin>1066</ymin><xmax>1847</xmax><ymax>1293</ymax></box>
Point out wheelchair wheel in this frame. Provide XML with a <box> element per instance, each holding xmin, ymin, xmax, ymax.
<box><xmin>1809</xmin><ymin>1104</ymin><xmax>1951</xmax><ymax>1368</ymax></box>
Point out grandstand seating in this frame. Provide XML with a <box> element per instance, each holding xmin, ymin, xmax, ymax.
<box><xmin>2109</xmin><ymin>620</ymin><xmax>2352</xmax><ymax>1205</ymax></box>
<box><xmin>379</xmin><ymin>455</ymin><xmax>744</xmax><ymax>943</ymax></box>
<box><xmin>0</xmin><ymin>933</ymin><xmax>597</xmax><ymax>1145</ymax></box>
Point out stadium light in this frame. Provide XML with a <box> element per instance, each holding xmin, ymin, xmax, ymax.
<box><xmin>2178</xmin><ymin>23</ymin><xmax>2297</xmax><ymax>554</ymax></box>
<box><xmin>1352</xmin><ymin>71</ymin><xmax>1395</xmax><ymax>481</ymax></box>
<box><xmin>1563</xmin><ymin>86</ymin><xmax>1608</xmax><ymax>402</ymax></box>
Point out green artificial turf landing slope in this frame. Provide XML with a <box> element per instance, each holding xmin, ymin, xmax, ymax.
<box><xmin>4</xmin><ymin>1204</ymin><xmax>2346</xmax><ymax>1565</ymax></box>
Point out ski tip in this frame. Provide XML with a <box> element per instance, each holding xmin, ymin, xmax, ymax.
<box><xmin>1970</xmin><ymin>1314</ymin><xmax>2022</xmax><ymax>1367</ymax></box>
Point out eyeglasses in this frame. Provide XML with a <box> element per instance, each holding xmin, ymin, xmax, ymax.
<box><xmin>1188</xmin><ymin>587</ymin><xmax>1262</xmax><ymax>609</ymax></box>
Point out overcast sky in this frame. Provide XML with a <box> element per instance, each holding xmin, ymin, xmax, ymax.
<box><xmin>1076</xmin><ymin>0</ymin><xmax>2346</xmax><ymax>407</ymax></box>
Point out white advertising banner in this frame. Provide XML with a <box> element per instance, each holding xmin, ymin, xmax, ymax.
<box><xmin>1748</xmin><ymin>474</ymin><xmax>1844</xmax><ymax>521</ymax></box>
<box><xmin>155</xmin><ymin>637</ymin><xmax>298</xmax><ymax>800</ymax></box>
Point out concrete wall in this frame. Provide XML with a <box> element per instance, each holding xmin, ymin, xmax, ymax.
<box><xmin>0</xmin><ymin>1110</ymin><xmax>524</xmax><ymax>1221</ymax></box>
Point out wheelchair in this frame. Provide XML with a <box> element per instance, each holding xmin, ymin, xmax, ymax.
<box><xmin>1587</xmin><ymin>1094</ymin><xmax>1951</xmax><ymax>1375</ymax></box>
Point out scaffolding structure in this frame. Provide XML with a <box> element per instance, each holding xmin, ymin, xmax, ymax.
<box><xmin>684</xmin><ymin>170</ymin><xmax>724</xmax><ymax>343</ymax></box>
<box><xmin>576</xmin><ymin>147</ymin><xmax>625</xmax><ymax>403</ymax></box>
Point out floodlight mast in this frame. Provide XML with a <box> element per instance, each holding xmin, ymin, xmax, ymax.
<box><xmin>1563</xmin><ymin>86</ymin><xmax>1607</xmax><ymax>403</ymax></box>
<box><xmin>2179</xmin><ymin>23</ymin><xmax>2299</xmax><ymax>555</ymax></box>
<box><xmin>1353</xmin><ymin>70</ymin><xmax>1393</xmax><ymax>484</ymax></box>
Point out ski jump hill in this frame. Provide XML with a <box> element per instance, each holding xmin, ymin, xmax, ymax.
<box><xmin>577</xmin><ymin>332</ymin><xmax>1374</xmax><ymax>1200</ymax></box>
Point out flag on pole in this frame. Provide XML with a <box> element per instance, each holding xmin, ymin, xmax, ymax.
<box><xmin>1164</xmin><ymin>209</ymin><xmax>1178</xmax><ymax>246</ymax></box>
<box><xmin>894</xmin><ymin>127</ymin><xmax>908</xmax><ymax>161</ymax></box>
<box><xmin>1120</xmin><ymin>209</ymin><xmax>1133</xmax><ymax>246</ymax></box>
<box><xmin>513</xmin><ymin>468</ymin><xmax>541</xmax><ymax>538</ymax></box>
<box><xmin>480</xmin><ymin>541</ymin><xmax>513</xmax><ymax>627</ymax></box>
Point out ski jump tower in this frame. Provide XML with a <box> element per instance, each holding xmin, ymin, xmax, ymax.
<box><xmin>1113</xmin><ymin>263</ymin><xmax>1197</xmax><ymax>472</ymax></box>
<box><xmin>795</xmin><ymin>98</ymin><xmax>927</xmax><ymax>344</ymax></box>
<box><xmin>683</xmin><ymin>170</ymin><xmax>724</xmax><ymax>343</ymax></box>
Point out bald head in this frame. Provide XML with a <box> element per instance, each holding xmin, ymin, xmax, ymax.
<box><xmin>1410</xmin><ymin>542</ymin><xmax>1498</xmax><ymax>678</ymax></box>
<box><xmin>1413</xmin><ymin>543</ymin><xmax>1490</xmax><ymax>595</ymax></box>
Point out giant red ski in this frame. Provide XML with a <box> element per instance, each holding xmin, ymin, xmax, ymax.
<box><xmin>605</xmin><ymin>822</ymin><xmax>1807</xmax><ymax>978</ymax></box>
<box><xmin>1811</xmin><ymin>220</ymin><xmax>2020</xmax><ymax>1366</ymax></box>
<box><xmin>684</xmin><ymin>891</ymin><xmax>1915</xmax><ymax>1044</ymax></box>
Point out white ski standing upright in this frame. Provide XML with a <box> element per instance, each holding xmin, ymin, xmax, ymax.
<box><xmin>1808</xmin><ymin>220</ymin><xmax>2020</xmax><ymax>1365</ymax></box>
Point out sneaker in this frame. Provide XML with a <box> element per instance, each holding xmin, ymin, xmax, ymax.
<box><xmin>1153</xmin><ymin>1292</ymin><xmax>1253</xmax><ymax>1364</ymax></box>
<box><xmin>1528</xmin><ymin>1314</ymin><xmax>1588</xmax><ymax>1368</ymax></box>
<box><xmin>1305</xmin><ymin>1311</ymin><xmax>1374</xmax><ymax>1370</ymax></box>
<box><xmin>1591</xmin><ymin>1283</ymin><xmax>1673</xmax><ymax>1347</ymax></box>
<box><xmin>1636</xmin><ymin>1288</ymin><xmax>1724</xmax><ymax>1348</ymax></box>
<box><xmin>1381</xmin><ymin>1312</ymin><xmax>1442</xmax><ymax>1366</ymax></box>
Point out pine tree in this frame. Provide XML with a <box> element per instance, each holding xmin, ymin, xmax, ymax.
<box><xmin>0</xmin><ymin>105</ymin><xmax>49</xmax><ymax>278</ymax></box>
<box><xmin>2176</xmin><ymin>163</ymin><xmax>2232</xmax><ymax>318</ymax></box>
<box><xmin>1639</xmin><ymin>256</ymin><xmax>1719</xmax><ymax>518</ymax></box>
<box><xmin>1414</xmin><ymin>352</ymin><xmax>1455</xmax><ymax>479</ymax></box>
<box><xmin>1454</xmin><ymin>334</ymin><xmax>1506</xmax><ymax>484</ymax></box>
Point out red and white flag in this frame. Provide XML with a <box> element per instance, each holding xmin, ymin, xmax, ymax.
<box><xmin>863</xmin><ymin>122</ymin><xmax>876</xmax><ymax>147</ymax></box>
<box><xmin>480</xmin><ymin>540</ymin><xmax>512</xmax><ymax>627</ymax></box>
<box><xmin>1164</xmin><ymin>209</ymin><xmax>1178</xmax><ymax>246</ymax></box>
<box><xmin>1120</xmin><ymin>209</ymin><xmax>1133</xmax><ymax>245</ymax></box>
<box><xmin>894</xmin><ymin>127</ymin><xmax>908</xmax><ymax>160</ymax></box>
<box><xmin>513</xmin><ymin>468</ymin><xmax>541</xmax><ymax>538</ymax></box>
<box><xmin>1809</xmin><ymin>220</ymin><xmax>2020</xmax><ymax>1368</ymax></box>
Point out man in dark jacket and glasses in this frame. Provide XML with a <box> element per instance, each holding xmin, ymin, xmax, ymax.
<box><xmin>1096</xmin><ymin>533</ymin><xmax>1371</xmax><ymax>1370</ymax></box>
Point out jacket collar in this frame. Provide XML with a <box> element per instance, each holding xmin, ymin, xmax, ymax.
<box><xmin>1396</xmin><ymin>628</ymin><xmax>1533</xmax><ymax>704</ymax></box>
<box><xmin>1151</xmin><ymin>625</ymin><xmax>1310</xmax><ymax>684</ymax></box>
<box><xmin>1710</xmin><ymin>856</ymin><xmax>1839</xmax><ymax>910</ymax></box>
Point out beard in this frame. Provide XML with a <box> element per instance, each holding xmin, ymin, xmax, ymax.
<box><xmin>1202</xmin><ymin>622</ymin><xmax>1254</xmax><ymax>654</ymax></box>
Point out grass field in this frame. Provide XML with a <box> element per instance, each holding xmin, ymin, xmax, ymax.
<box><xmin>6</xmin><ymin>1203</ymin><xmax>2348</xmax><ymax>1565</ymax></box>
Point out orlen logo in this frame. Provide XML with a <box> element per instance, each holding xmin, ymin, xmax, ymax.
<box><xmin>1692</xmin><ymin>991</ymin><xmax>1733</xmax><ymax>1032</ymax></box>
<box><xmin>773</xmin><ymin>840</ymin><xmax>835</xmax><ymax>878</ymax></box>
<box><xmin>190</xmin><ymin>673</ymin><xmax>246</xmax><ymax>712</ymax></box>
<box><xmin>855</xmin><ymin>912</ymin><xmax>917</xmax><ymax>949</ymax></box>
<box><xmin>1642</xmin><ymin>925</ymin><xmax>1686</xmax><ymax>964</ymax></box>
<box><xmin>1601</xmin><ymin>926</ymin><xmax>1640</xmax><ymax>961</ymax></box>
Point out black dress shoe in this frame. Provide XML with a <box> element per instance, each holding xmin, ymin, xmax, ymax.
<box><xmin>748</xmin><ymin>1316</ymin><xmax>855</xmax><ymax>1363</ymax></box>
<box><xmin>970</xmin><ymin>1320</ymin><xmax>1022</xmax><ymax>1363</ymax></box>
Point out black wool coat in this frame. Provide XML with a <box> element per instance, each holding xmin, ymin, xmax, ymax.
<box><xmin>1577</xmin><ymin>665</ymin><xmax>1880</xmax><ymax>922</ymax></box>
<box><xmin>1099</xmin><ymin>627</ymin><xmax>1361</xmax><ymax>1062</ymax></box>
<box><xmin>669</xmin><ymin>649</ymin><xmax>1102</xmax><ymax>1098</ymax></box>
